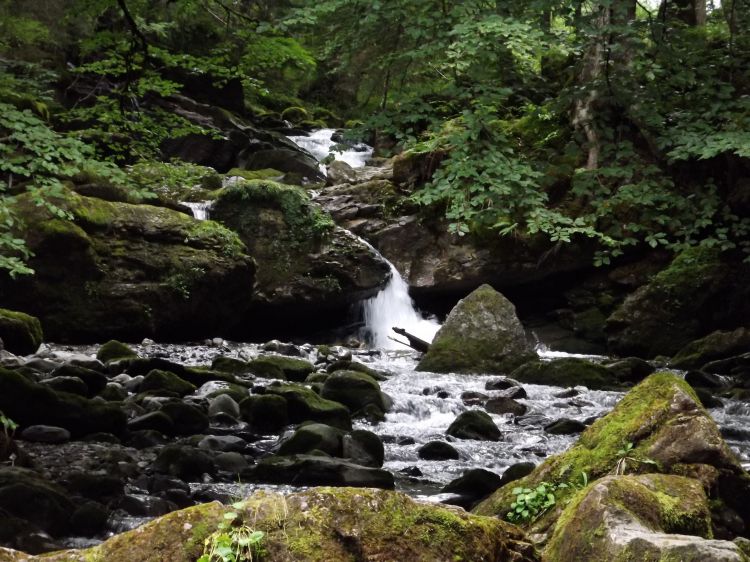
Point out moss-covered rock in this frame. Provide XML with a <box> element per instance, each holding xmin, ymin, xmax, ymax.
<box><xmin>211</xmin><ymin>180</ymin><xmax>389</xmax><ymax>337</ymax></box>
<box><xmin>140</xmin><ymin>369</ymin><xmax>197</xmax><ymax>397</ymax></box>
<box><xmin>0</xmin><ymin>467</ymin><xmax>74</xmax><ymax>537</ymax></box>
<box><xmin>275</xmin><ymin>423</ymin><xmax>384</xmax><ymax>468</ymax></box>
<box><xmin>265</xmin><ymin>384</ymin><xmax>351</xmax><ymax>430</ymax></box>
<box><xmin>210</xmin><ymin>356</ymin><xmax>253</xmax><ymax>374</ymax></box>
<box><xmin>249</xmin><ymin>355</ymin><xmax>314</xmax><ymax>382</ymax></box>
<box><xmin>0</xmin><ymin>367</ymin><xmax>126</xmax><ymax>437</ymax></box>
<box><xmin>473</xmin><ymin>373</ymin><xmax>749</xmax><ymax>541</ymax></box>
<box><xmin>0</xmin><ymin>190</ymin><xmax>255</xmax><ymax>343</ymax></box>
<box><xmin>0</xmin><ymin>309</ymin><xmax>42</xmax><ymax>355</ymax></box>
<box><xmin>606</xmin><ymin>247</ymin><xmax>750</xmax><ymax>358</ymax></box>
<box><xmin>510</xmin><ymin>358</ymin><xmax>613</xmax><ymax>389</ymax></box>
<box><xmin>418</xmin><ymin>284</ymin><xmax>535</xmax><ymax>374</ymax></box>
<box><xmin>320</xmin><ymin>370</ymin><xmax>388</xmax><ymax>415</ymax></box>
<box><xmin>252</xmin><ymin>455</ymin><xmax>394</xmax><ymax>488</ymax></box>
<box><xmin>7</xmin><ymin>488</ymin><xmax>539</xmax><ymax>562</ymax></box>
<box><xmin>239</xmin><ymin>394</ymin><xmax>289</xmax><ymax>433</ymax></box>
<box><xmin>544</xmin><ymin>474</ymin><xmax>744</xmax><ymax>562</ymax></box>
<box><xmin>160</xmin><ymin>402</ymin><xmax>209</xmax><ymax>435</ymax></box>
<box><xmin>671</xmin><ymin>328</ymin><xmax>750</xmax><ymax>371</ymax></box>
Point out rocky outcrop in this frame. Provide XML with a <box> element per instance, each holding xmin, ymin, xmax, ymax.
<box><xmin>0</xmin><ymin>190</ymin><xmax>255</xmax><ymax>342</ymax></box>
<box><xmin>2</xmin><ymin>488</ymin><xmax>539</xmax><ymax>562</ymax></box>
<box><xmin>418</xmin><ymin>284</ymin><xmax>535</xmax><ymax>374</ymax></box>
<box><xmin>0</xmin><ymin>309</ymin><xmax>42</xmax><ymax>356</ymax></box>
<box><xmin>211</xmin><ymin>179</ymin><xmax>389</xmax><ymax>336</ymax></box>
<box><xmin>474</xmin><ymin>373</ymin><xmax>750</xmax><ymax>546</ymax></box>
<box><xmin>671</xmin><ymin>328</ymin><xmax>750</xmax><ymax>371</ymax></box>
<box><xmin>606</xmin><ymin>247</ymin><xmax>750</xmax><ymax>358</ymax></box>
<box><xmin>545</xmin><ymin>474</ymin><xmax>746</xmax><ymax>562</ymax></box>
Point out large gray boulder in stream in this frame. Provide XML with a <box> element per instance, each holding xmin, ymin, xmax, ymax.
<box><xmin>473</xmin><ymin>373</ymin><xmax>750</xmax><ymax>553</ymax></box>
<box><xmin>0</xmin><ymin>488</ymin><xmax>540</xmax><ymax>562</ymax></box>
<box><xmin>417</xmin><ymin>284</ymin><xmax>535</xmax><ymax>374</ymax></box>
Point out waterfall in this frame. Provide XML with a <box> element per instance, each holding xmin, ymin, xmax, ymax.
<box><xmin>287</xmin><ymin>128</ymin><xmax>373</xmax><ymax>171</ymax></box>
<box><xmin>182</xmin><ymin>201</ymin><xmax>213</xmax><ymax>221</ymax></box>
<box><xmin>287</xmin><ymin>128</ymin><xmax>441</xmax><ymax>350</ymax></box>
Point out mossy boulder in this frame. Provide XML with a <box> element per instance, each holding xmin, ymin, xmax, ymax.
<box><xmin>0</xmin><ymin>309</ymin><xmax>42</xmax><ymax>355</ymax></box>
<box><xmin>0</xmin><ymin>190</ymin><xmax>255</xmax><ymax>342</ymax></box>
<box><xmin>152</xmin><ymin>445</ymin><xmax>215</xmax><ymax>481</ymax></box>
<box><xmin>276</xmin><ymin>424</ymin><xmax>384</xmax><ymax>468</ymax></box>
<box><xmin>606</xmin><ymin>247</ymin><xmax>750</xmax><ymax>358</ymax></box>
<box><xmin>239</xmin><ymin>394</ymin><xmax>289</xmax><ymax>433</ymax></box>
<box><xmin>671</xmin><ymin>328</ymin><xmax>750</xmax><ymax>371</ymax></box>
<box><xmin>211</xmin><ymin>180</ymin><xmax>389</xmax><ymax>337</ymax></box>
<box><xmin>544</xmin><ymin>474</ymin><xmax>745</xmax><ymax>562</ymax></box>
<box><xmin>160</xmin><ymin>402</ymin><xmax>209</xmax><ymax>435</ymax></box>
<box><xmin>7</xmin><ymin>488</ymin><xmax>539</xmax><ymax>562</ymax></box>
<box><xmin>510</xmin><ymin>358</ymin><xmax>613</xmax><ymax>389</ymax></box>
<box><xmin>210</xmin><ymin>356</ymin><xmax>253</xmax><ymax>374</ymax></box>
<box><xmin>0</xmin><ymin>367</ymin><xmax>126</xmax><ymax>437</ymax></box>
<box><xmin>265</xmin><ymin>384</ymin><xmax>351</xmax><ymax>430</ymax></box>
<box><xmin>0</xmin><ymin>467</ymin><xmax>74</xmax><ymax>537</ymax></box>
<box><xmin>473</xmin><ymin>373</ymin><xmax>750</xmax><ymax>542</ymax></box>
<box><xmin>417</xmin><ymin>284</ymin><xmax>535</xmax><ymax>374</ymax></box>
<box><xmin>249</xmin><ymin>355</ymin><xmax>314</xmax><ymax>382</ymax></box>
<box><xmin>447</xmin><ymin>410</ymin><xmax>501</xmax><ymax>441</ymax></box>
<box><xmin>320</xmin><ymin>370</ymin><xmax>388</xmax><ymax>415</ymax></box>
<box><xmin>140</xmin><ymin>369</ymin><xmax>197</xmax><ymax>397</ymax></box>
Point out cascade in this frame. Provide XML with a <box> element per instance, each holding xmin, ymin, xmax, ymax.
<box><xmin>181</xmin><ymin>201</ymin><xmax>213</xmax><ymax>220</ymax></box>
<box><xmin>288</xmin><ymin>129</ymin><xmax>441</xmax><ymax>350</ymax></box>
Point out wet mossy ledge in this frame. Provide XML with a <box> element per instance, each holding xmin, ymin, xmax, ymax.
<box><xmin>0</xmin><ymin>488</ymin><xmax>539</xmax><ymax>562</ymax></box>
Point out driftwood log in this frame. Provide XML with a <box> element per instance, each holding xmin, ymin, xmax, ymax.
<box><xmin>392</xmin><ymin>327</ymin><xmax>430</xmax><ymax>353</ymax></box>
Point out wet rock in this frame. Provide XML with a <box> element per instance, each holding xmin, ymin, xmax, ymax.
<box><xmin>553</xmin><ymin>388</ymin><xmax>579</xmax><ymax>398</ymax></box>
<box><xmin>96</xmin><ymin>340</ymin><xmax>137</xmax><ymax>364</ymax></box>
<box><xmin>214</xmin><ymin>452</ymin><xmax>249</xmax><ymax>474</ymax></box>
<box><xmin>239</xmin><ymin>394</ymin><xmax>289</xmax><ymax>433</ymax></box>
<box><xmin>265</xmin><ymin>383</ymin><xmax>351</xmax><ymax>430</ymax></box>
<box><xmin>0</xmin><ymin>467</ymin><xmax>74</xmax><ymax>536</ymax></box>
<box><xmin>278</xmin><ymin>423</ymin><xmax>343</xmax><ymax>457</ymax></box>
<box><xmin>498</xmin><ymin>462</ymin><xmax>536</xmax><ymax>487</ymax></box>
<box><xmin>321</xmin><ymin>370</ymin><xmax>388</xmax><ymax>416</ymax></box>
<box><xmin>0</xmin><ymin>367</ymin><xmax>126</xmax><ymax>437</ymax></box>
<box><xmin>418</xmin><ymin>441</ymin><xmax>460</xmax><ymax>461</ymax></box>
<box><xmin>694</xmin><ymin>387</ymin><xmax>723</xmax><ymax>409</ymax></box>
<box><xmin>40</xmin><ymin>376</ymin><xmax>88</xmax><ymax>397</ymax></box>
<box><xmin>153</xmin><ymin>445</ymin><xmax>215</xmax><ymax>481</ymax></box>
<box><xmin>461</xmin><ymin>390</ymin><xmax>489</xmax><ymax>406</ymax></box>
<box><xmin>485</xmin><ymin>377</ymin><xmax>523</xmax><ymax>391</ymax></box>
<box><xmin>210</xmin><ymin>356</ymin><xmax>253</xmax><ymax>374</ymax></box>
<box><xmin>0</xmin><ymin>309</ymin><xmax>43</xmax><ymax>356</ymax></box>
<box><xmin>248</xmin><ymin>355</ymin><xmax>314</xmax><ymax>382</ymax></box>
<box><xmin>197</xmin><ymin>435</ymin><xmax>247</xmax><ymax>453</ymax></box>
<box><xmin>544</xmin><ymin>418</ymin><xmax>587</xmax><ymax>435</ymax></box>
<box><xmin>141</xmin><ymin>369</ymin><xmax>197</xmax><ymax>397</ymax></box>
<box><xmin>685</xmin><ymin>370</ymin><xmax>727</xmax><ymax>389</ymax></box>
<box><xmin>441</xmin><ymin>468</ymin><xmax>503</xmax><ymax>508</ymax></box>
<box><xmin>8</xmin><ymin>488</ymin><xmax>539</xmax><ymax>562</ymax></box>
<box><xmin>252</xmin><ymin>454</ymin><xmax>394</xmax><ymax>489</ymax></box>
<box><xmin>671</xmin><ymin>328</ymin><xmax>750</xmax><ymax>371</ymax></box>
<box><xmin>510</xmin><ymin>358</ymin><xmax>612</xmax><ymax>389</ymax></box>
<box><xmin>119</xmin><ymin>494</ymin><xmax>173</xmax><ymax>517</ymax></box>
<box><xmin>342</xmin><ymin>430</ymin><xmax>384</xmax><ymax>468</ymax></box>
<box><xmin>545</xmin><ymin>474</ymin><xmax>743</xmax><ymax>562</ymax></box>
<box><xmin>207</xmin><ymin>394</ymin><xmax>240</xmax><ymax>419</ymax></box>
<box><xmin>127</xmin><ymin>411</ymin><xmax>173</xmax><ymax>434</ymax></box>
<box><xmin>160</xmin><ymin>402</ymin><xmax>209</xmax><ymax>435</ymax></box>
<box><xmin>485</xmin><ymin>397</ymin><xmax>527</xmax><ymax>416</ymax></box>
<box><xmin>64</xmin><ymin>473</ymin><xmax>124</xmax><ymax>501</ymax></box>
<box><xmin>19</xmin><ymin>425</ymin><xmax>70</xmax><ymax>444</ymax></box>
<box><xmin>49</xmin><ymin>364</ymin><xmax>108</xmax><ymax>396</ymax></box>
<box><xmin>327</xmin><ymin>160</ymin><xmax>358</xmax><ymax>185</ymax></box>
<box><xmin>447</xmin><ymin>410</ymin><xmax>501</xmax><ymax>441</ymax></box>
<box><xmin>418</xmin><ymin>285</ymin><xmax>535</xmax><ymax>374</ymax></box>
<box><xmin>604</xmin><ymin>356</ymin><xmax>655</xmax><ymax>383</ymax></box>
<box><xmin>499</xmin><ymin>386</ymin><xmax>528</xmax><ymax>399</ymax></box>
<box><xmin>126</xmin><ymin>429</ymin><xmax>169</xmax><ymax>449</ymax></box>
<box><xmin>70</xmin><ymin>501</ymin><xmax>109</xmax><ymax>536</ymax></box>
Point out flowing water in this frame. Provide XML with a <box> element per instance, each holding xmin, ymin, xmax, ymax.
<box><xmin>181</xmin><ymin>201</ymin><xmax>213</xmax><ymax>220</ymax></box>
<box><xmin>288</xmin><ymin>128</ymin><xmax>373</xmax><ymax>171</ymax></box>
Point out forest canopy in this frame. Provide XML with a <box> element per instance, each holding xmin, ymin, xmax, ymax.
<box><xmin>1</xmin><ymin>0</ymin><xmax>749</xmax><ymax>275</ymax></box>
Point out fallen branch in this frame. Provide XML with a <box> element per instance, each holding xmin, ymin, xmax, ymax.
<box><xmin>392</xmin><ymin>327</ymin><xmax>430</xmax><ymax>353</ymax></box>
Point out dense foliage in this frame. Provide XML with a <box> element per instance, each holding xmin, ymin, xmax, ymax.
<box><xmin>0</xmin><ymin>0</ymin><xmax>748</xmax><ymax>275</ymax></box>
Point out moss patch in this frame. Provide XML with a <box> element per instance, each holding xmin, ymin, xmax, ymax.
<box><xmin>0</xmin><ymin>308</ymin><xmax>43</xmax><ymax>355</ymax></box>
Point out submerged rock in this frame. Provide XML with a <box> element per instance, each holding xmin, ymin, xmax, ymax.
<box><xmin>447</xmin><ymin>410</ymin><xmax>502</xmax><ymax>441</ymax></box>
<box><xmin>3</xmin><ymin>488</ymin><xmax>539</xmax><ymax>562</ymax></box>
<box><xmin>417</xmin><ymin>284</ymin><xmax>535</xmax><ymax>374</ymax></box>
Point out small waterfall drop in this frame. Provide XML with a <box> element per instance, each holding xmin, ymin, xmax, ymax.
<box><xmin>182</xmin><ymin>201</ymin><xmax>213</xmax><ymax>220</ymax></box>
<box><xmin>288</xmin><ymin>128</ymin><xmax>373</xmax><ymax>171</ymax></box>
<box><xmin>360</xmin><ymin>262</ymin><xmax>441</xmax><ymax>349</ymax></box>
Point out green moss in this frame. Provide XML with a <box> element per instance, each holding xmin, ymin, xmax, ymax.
<box><xmin>96</xmin><ymin>340</ymin><xmax>137</xmax><ymax>363</ymax></box>
<box><xmin>510</xmin><ymin>358</ymin><xmax>613</xmax><ymax>389</ymax></box>
<box><xmin>0</xmin><ymin>308</ymin><xmax>43</xmax><ymax>355</ymax></box>
<box><xmin>225</xmin><ymin>168</ymin><xmax>284</xmax><ymax>181</ymax></box>
<box><xmin>280</xmin><ymin>106</ymin><xmax>309</xmax><ymax>123</ymax></box>
<box><xmin>265</xmin><ymin>383</ymin><xmax>351</xmax><ymax>430</ymax></box>
<box><xmin>473</xmin><ymin>373</ymin><xmax>700</xmax><ymax>519</ymax></box>
<box><xmin>249</xmin><ymin>356</ymin><xmax>314</xmax><ymax>382</ymax></box>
